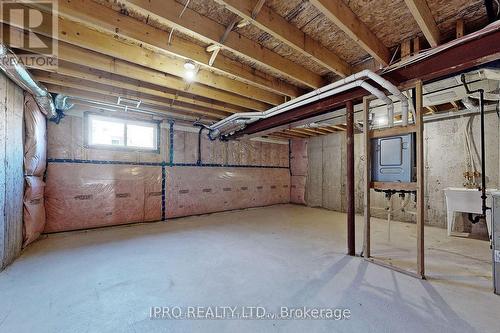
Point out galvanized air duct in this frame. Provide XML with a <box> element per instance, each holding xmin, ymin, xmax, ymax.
<box><xmin>0</xmin><ymin>43</ymin><xmax>56</xmax><ymax>119</ymax></box>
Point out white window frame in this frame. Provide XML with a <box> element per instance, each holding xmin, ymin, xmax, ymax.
<box><xmin>84</xmin><ymin>112</ymin><xmax>160</xmax><ymax>153</ymax></box>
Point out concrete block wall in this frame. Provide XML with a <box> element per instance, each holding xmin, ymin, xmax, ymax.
<box><xmin>305</xmin><ymin>113</ymin><xmax>500</xmax><ymax>228</ymax></box>
<box><xmin>0</xmin><ymin>73</ymin><xmax>24</xmax><ymax>270</ymax></box>
<box><xmin>44</xmin><ymin>113</ymin><xmax>290</xmax><ymax>232</ymax></box>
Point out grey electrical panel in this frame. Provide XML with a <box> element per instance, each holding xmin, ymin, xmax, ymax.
<box><xmin>493</xmin><ymin>193</ymin><xmax>500</xmax><ymax>295</ymax></box>
<box><xmin>371</xmin><ymin>133</ymin><xmax>416</xmax><ymax>183</ymax></box>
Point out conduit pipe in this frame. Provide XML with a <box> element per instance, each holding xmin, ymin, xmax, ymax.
<box><xmin>208</xmin><ymin>70</ymin><xmax>409</xmax><ymax>139</ymax></box>
<box><xmin>0</xmin><ymin>43</ymin><xmax>56</xmax><ymax>119</ymax></box>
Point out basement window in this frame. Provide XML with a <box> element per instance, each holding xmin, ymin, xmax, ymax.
<box><xmin>85</xmin><ymin>113</ymin><xmax>159</xmax><ymax>152</ymax></box>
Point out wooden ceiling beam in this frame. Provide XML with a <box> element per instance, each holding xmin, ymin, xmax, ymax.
<box><xmin>288</xmin><ymin>129</ymin><xmax>315</xmax><ymax>137</ymax></box>
<box><xmin>403</xmin><ymin>0</ymin><xmax>441</xmax><ymax>47</ymax></box>
<box><xmin>46</xmin><ymin>84</ymin><xmax>219</xmax><ymax>122</ymax></box>
<box><xmin>29</xmin><ymin>61</ymin><xmax>245</xmax><ymax>115</ymax></box>
<box><xmin>309</xmin><ymin>0</ymin><xmax>390</xmax><ymax>66</ymax></box>
<box><xmin>214</xmin><ymin>0</ymin><xmax>351</xmax><ymax>77</ymax></box>
<box><xmin>69</xmin><ymin>102</ymin><xmax>206</xmax><ymax>124</ymax></box>
<box><xmin>2</xmin><ymin>9</ymin><xmax>280</xmax><ymax>108</ymax></box>
<box><xmin>34</xmin><ymin>71</ymin><xmax>228</xmax><ymax>120</ymax></box>
<box><xmin>41</xmin><ymin>0</ymin><xmax>302</xmax><ymax>99</ymax></box>
<box><xmin>296</xmin><ymin>128</ymin><xmax>326</xmax><ymax>135</ymax></box>
<box><xmin>124</xmin><ymin>0</ymin><xmax>327</xmax><ymax>88</ymax></box>
<box><xmin>328</xmin><ymin>125</ymin><xmax>346</xmax><ymax>131</ymax></box>
<box><xmin>315</xmin><ymin>127</ymin><xmax>336</xmax><ymax>133</ymax></box>
<box><xmin>4</xmin><ymin>24</ymin><xmax>269</xmax><ymax>111</ymax></box>
<box><xmin>268</xmin><ymin>132</ymin><xmax>294</xmax><ymax>139</ymax></box>
<box><xmin>281</xmin><ymin>130</ymin><xmax>309</xmax><ymax>138</ymax></box>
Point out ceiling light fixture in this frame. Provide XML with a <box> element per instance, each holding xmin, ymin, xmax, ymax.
<box><xmin>183</xmin><ymin>60</ymin><xmax>197</xmax><ymax>82</ymax></box>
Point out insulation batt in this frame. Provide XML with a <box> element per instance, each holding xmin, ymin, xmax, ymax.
<box><xmin>23</xmin><ymin>93</ymin><xmax>47</xmax><ymax>246</ymax></box>
<box><xmin>44</xmin><ymin>164</ymin><xmax>162</xmax><ymax>232</ymax></box>
<box><xmin>166</xmin><ymin>167</ymin><xmax>290</xmax><ymax>218</ymax></box>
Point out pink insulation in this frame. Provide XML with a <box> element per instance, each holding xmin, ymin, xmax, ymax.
<box><xmin>166</xmin><ymin>167</ymin><xmax>290</xmax><ymax>218</ymax></box>
<box><xmin>23</xmin><ymin>176</ymin><xmax>46</xmax><ymax>246</ymax></box>
<box><xmin>23</xmin><ymin>93</ymin><xmax>47</xmax><ymax>246</ymax></box>
<box><xmin>44</xmin><ymin>163</ymin><xmax>162</xmax><ymax>232</ymax></box>
<box><xmin>290</xmin><ymin>139</ymin><xmax>308</xmax><ymax>205</ymax></box>
<box><xmin>43</xmin><ymin>115</ymin><xmax>292</xmax><ymax>233</ymax></box>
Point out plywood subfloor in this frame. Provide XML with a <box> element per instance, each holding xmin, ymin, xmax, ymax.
<box><xmin>0</xmin><ymin>205</ymin><xmax>498</xmax><ymax>332</ymax></box>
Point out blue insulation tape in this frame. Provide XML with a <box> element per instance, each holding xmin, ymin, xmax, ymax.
<box><xmin>47</xmin><ymin>159</ymin><xmax>289</xmax><ymax>169</ymax></box>
<box><xmin>169</xmin><ymin>121</ymin><xmax>174</xmax><ymax>166</ymax></box>
<box><xmin>161</xmin><ymin>164</ymin><xmax>166</xmax><ymax>221</ymax></box>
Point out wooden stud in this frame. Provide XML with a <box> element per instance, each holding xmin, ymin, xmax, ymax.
<box><xmin>412</xmin><ymin>36</ymin><xmax>421</xmax><ymax>55</ymax></box>
<box><xmin>401</xmin><ymin>39</ymin><xmax>412</xmax><ymax>60</ymax></box>
<box><xmin>456</xmin><ymin>19</ymin><xmax>465</xmax><ymax>39</ymax></box>
<box><xmin>363</xmin><ymin>96</ymin><xmax>371</xmax><ymax>258</ymax></box>
<box><xmin>416</xmin><ymin>80</ymin><xmax>425</xmax><ymax>278</ymax></box>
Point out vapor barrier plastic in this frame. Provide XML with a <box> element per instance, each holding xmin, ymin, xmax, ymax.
<box><xmin>23</xmin><ymin>176</ymin><xmax>46</xmax><ymax>246</ymax></box>
<box><xmin>23</xmin><ymin>93</ymin><xmax>47</xmax><ymax>246</ymax></box>
<box><xmin>44</xmin><ymin>114</ymin><xmax>291</xmax><ymax>232</ymax></box>
<box><xmin>166</xmin><ymin>167</ymin><xmax>290</xmax><ymax>218</ymax></box>
<box><xmin>44</xmin><ymin>163</ymin><xmax>163</xmax><ymax>232</ymax></box>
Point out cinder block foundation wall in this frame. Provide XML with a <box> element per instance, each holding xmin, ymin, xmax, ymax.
<box><xmin>306</xmin><ymin>113</ymin><xmax>500</xmax><ymax>228</ymax></box>
<box><xmin>0</xmin><ymin>73</ymin><xmax>24</xmax><ymax>270</ymax></box>
<box><xmin>45</xmin><ymin>112</ymin><xmax>290</xmax><ymax>232</ymax></box>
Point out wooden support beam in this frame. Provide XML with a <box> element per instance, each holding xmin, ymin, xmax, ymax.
<box><xmin>70</xmin><ymin>102</ymin><xmax>206</xmax><ymax>124</ymax></box>
<box><xmin>316</xmin><ymin>127</ymin><xmax>336</xmax><ymax>133</ymax></box>
<box><xmin>363</xmin><ymin>97</ymin><xmax>371</xmax><ymax>258</ymax></box>
<box><xmin>282</xmin><ymin>130</ymin><xmax>310</xmax><ymax>138</ymax></box>
<box><xmin>4</xmin><ymin>24</ymin><xmax>270</xmax><ymax>111</ymax></box>
<box><xmin>288</xmin><ymin>128</ymin><xmax>315</xmax><ymax>137</ymax></box>
<box><xmin>1</xmin><ymin>10</ymin><xmax>281</xmax><ymax>107</ymax></box>
<box><xmin>30</xmin><ymin>61</ymin><xmax>245</xmax><ymax>115</ymax></box>
<box><xmin>35</xmin><ymin>72</ymin><xmax>228</xmax><ymax>119</ymax></box>
<box><xmin>46</xmin><ymin>84</ymin><xmax>219</xmax><ymax>121</ymax></box>
<box><xmin>30</xmin><ymin>0</ymin><xmax>302</xmax><ymax>99</ymax></box>
<box><xmin>369</xmin><ymin>125</ymin><xmax>417</xmax><ymax>139</ymax></box>
<box><xmin>124</xmin><ymin>0</ymin><xmax>326</xmax><ymax>88</ymax></box>
<box><xmin>346</xmin><ymin>100</ymin><xmax>355</xmax><ymax>256</ymax></box>
<box><xmin>370</xmin><ymin>182</ymin><xmax>418</xmax><ymax>191</ymax></box>
<box><xmin>214</xmin><ymin>0</ymin><xmax>351</xmax><ymax>77</ymax></box>
<box><xmin>330</xmin><ymin>124</ymin><xmax>347</xmax><ymax>131</ymax></box>
<box><xmin>309</xmin><ymin>0</ymin><xmax>390</xmax><ymax>66</ymax></box>
<box><xmin>416</xmin><ymin>80</ymin><xmax>425</xmax><ymax>278</ymax></box>
<box><xmin>404</xmin><ymin>0</ymin><xmax>441</xmax><ymax>47</ymax></box>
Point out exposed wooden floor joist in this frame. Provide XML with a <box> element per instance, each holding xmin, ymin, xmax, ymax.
<box><xmin>123</xmin><ymin>0</ymin><xmax>327</xmax><ymax>88</ymax></box>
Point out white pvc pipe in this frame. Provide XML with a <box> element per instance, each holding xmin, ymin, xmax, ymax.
<box><xmin>209</xmin><ymin>70</ymin><xmax>408</xmax><ymax>138</ymax></box>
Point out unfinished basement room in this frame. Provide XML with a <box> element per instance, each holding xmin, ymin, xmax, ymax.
<box><xmin>1</xmin><ymin>0</ymin><xmax>500</xmax><ymax>332</ymax></box>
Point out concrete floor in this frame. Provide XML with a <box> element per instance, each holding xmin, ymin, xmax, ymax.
<box><xmin>0</xmin><ymin>204</ymin><xmax>498</xmax><ymax>332</ymax></box>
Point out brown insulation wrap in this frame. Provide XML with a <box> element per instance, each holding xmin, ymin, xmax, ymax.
<box><xmin>23</xmin><ymin>93</ymin><xmax>47</xmax><ymax>246</ymax></box>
